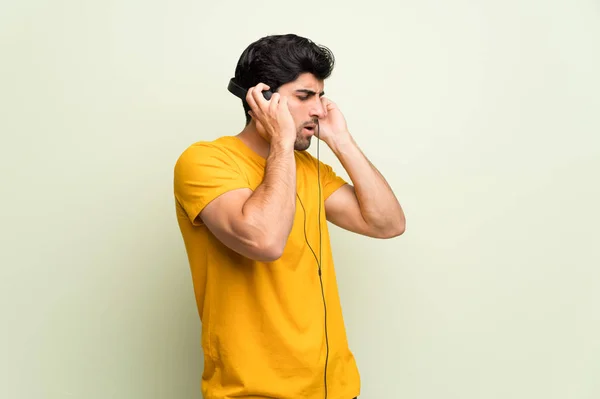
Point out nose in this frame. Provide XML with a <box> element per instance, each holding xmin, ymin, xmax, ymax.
<box><xmin>309</xmin><ymin>98</ymin><xmax>326</xmax><ymax>119</ymax></box>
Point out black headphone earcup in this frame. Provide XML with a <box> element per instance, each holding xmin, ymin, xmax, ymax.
<box><xmin>229</xmin><ymin>78</ymin><xmax>273</xmax><ymax>101</ymax></box>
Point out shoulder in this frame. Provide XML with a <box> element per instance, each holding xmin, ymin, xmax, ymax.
<box><xmin>295</xmin><ymin>150</ymin><xmax>348</xmax><ymax>198</ymax></box>
<box><xmin>175</xmin><ymin>137</ymin><xmax>239</xmax><ymax>171</ymax></box>
<box><xmin>295</xmin><ymin>150</ymin><xmax>337</xmax><ymax>174</ymax></box>
<box><xmin>296</xmin><ymin>150</ymin><xmax>325</xmax><ymax>168</ymax></box>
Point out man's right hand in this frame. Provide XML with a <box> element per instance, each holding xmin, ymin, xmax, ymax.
<box><xmin>246</xmin><ymin>83</ymin><xmax>296</xmax><ymax>148</ymax></box>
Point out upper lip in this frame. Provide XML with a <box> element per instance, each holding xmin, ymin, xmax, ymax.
<box><xmin>304</xmin><ymin>123</ymin><xmax>316</xmax><ymax>129</ymax></box>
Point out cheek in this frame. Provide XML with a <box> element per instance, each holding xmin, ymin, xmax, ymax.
<box><xmin>286</xmin><ymin>107</ymin><xmax>301</xmax><ymax>124</ymax></box>
<box><xmin>288</xmin><ymin>104</ymin><xmax>309</xmax><ymax>123</ymax></box>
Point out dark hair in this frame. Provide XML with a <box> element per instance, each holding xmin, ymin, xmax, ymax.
<box><xmin>233</xmin><ymin>34</ymin><xmax>335</xmax><ymax>124</ymax></box>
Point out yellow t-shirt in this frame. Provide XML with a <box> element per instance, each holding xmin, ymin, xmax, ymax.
<box><xmin>174</xmin><ymin>135</ymin><xmax>360</xmax><ymax>399</ymax></box>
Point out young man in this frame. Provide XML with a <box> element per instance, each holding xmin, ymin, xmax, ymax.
<box><xmin>174</xmin><ymin>34</ymin><xmax>405</xmax><ymax>399</ymax></box>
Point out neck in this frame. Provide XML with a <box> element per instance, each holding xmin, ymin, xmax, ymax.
<box><xmin>236</xmin><ymin>121</ymin><xmax>271</xmax><ymax>159</ymax></box>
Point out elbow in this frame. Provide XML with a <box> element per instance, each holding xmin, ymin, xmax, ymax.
<box><xmin>377</xmin><ymin>220</ymin><xmax>406</xmax><ymax>239</ymax></box>
<box><xmin>236</xmin><ymin>216</ymin><xmax>288</xmax><ymax>262</ymax></box>
<box><xmin>252</xmin><ymin>235</ymin><xmax>286</xmax><ymax>262</ymax></box>
<box><xmin>258</xmin><ymin>245</ymin><xmax>285</xmax><ymax>262</ymax></box>
<box><xmin>388</xmin><ymin>214</ymin><xmax>407</xmax><ymax>238</ymax></box>
<box><xmin>393</xmin><ymin>222</ymin><xmax>406</xmax><ymax>237</ymax></box>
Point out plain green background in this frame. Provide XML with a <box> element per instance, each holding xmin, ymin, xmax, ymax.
<box><xmin>1</xmin><ymin>0</ymin><xmax>599</xmax><ymax>398</ymax></box>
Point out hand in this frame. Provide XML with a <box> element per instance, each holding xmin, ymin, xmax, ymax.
<box><xmin>246</xmin><ymin>83</ymin><xmax>296</xmax><ymax>148</ymax></box>
<box><xmin>315</xmin><ymin>97</ymin><xmax>350</xmax><ymax>147</ymax></box>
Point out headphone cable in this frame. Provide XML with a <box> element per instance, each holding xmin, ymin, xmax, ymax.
<box><xmin>317</xmin><ymin>120</ymin><xmax>328</xmax><ymax>399</ymax></box>
<box><xmin>296</xmin><ymin>120</ymin><xmax>328</xmax><ymax>399</ymax></box>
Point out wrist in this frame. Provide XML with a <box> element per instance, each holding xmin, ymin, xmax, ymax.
<box><xmin>270</xmin><ymin>135</ymin><xmax>295</xmax><ymax>152</ymax></box>
<box><xmin>327</xmin><ymin>130</ymin><xmax>353</xmax><ymax>153</ymax></box>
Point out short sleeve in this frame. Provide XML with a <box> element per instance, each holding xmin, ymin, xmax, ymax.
<box><xmin>318</xmin><ymin>160</ymin><xmax>348</xmax><ymax>200</ymax></box>
<box><xmin>174</xmin><ymin>143</ymin><xmax>251</xmax><ymax>225</ymax></box>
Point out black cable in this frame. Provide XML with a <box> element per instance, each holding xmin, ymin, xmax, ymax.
<box><xmin>296</xmin><ymin>120</ymin><xmax>328</xmax><ymax>399</ymax></box>
<box><xmin>317</xmin><ymin>120</ymin><xmax>329</xmax><ymax>399</ymax></box>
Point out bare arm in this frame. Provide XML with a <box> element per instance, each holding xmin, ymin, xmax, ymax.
<box><xmin>200</xmin><ymin>140</ymin><xmax>296</xmax><ymax>261</ymax></box>
<box><xmin>325</xmin><ymin>133</ymin><xmax>405</xmax><ymax>238</ymax></box>
<box><xmin>199</xmin><ymin>84</ymin><xmax>298</xmax><ymax>261</ymax></box>
<box><xmin>317</xmin><ymin>98</ymin><xmax>405</xmax><ymax>238</ymax></box>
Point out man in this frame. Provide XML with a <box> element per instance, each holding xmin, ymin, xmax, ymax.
<box><xmin>174</xmin><ymin>34</ymin><xmax>405</xmax><ymax>399</ymax></box>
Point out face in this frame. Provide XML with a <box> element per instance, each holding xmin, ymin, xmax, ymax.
<box><xmin>276</xmin><ymin>73</ymin><xmax>327</xmax><ymax>151</ymax></box>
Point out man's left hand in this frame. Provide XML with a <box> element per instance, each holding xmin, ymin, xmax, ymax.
<box><xmin>316</xmin><ymin>98</ymin><xmax>351</xmax><ymax>147</ymax></box>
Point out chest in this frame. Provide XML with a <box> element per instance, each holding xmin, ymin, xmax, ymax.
<box><xmin>243</xmin><ymin>159</ymin><xmax>326</xmax><ymax>259</ymax></box>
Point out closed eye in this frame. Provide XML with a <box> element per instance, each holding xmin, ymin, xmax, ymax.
<box><xmin>295</xmin><ymin>89</ymin><xmax>325</xmax><ymax>101</ymax></box>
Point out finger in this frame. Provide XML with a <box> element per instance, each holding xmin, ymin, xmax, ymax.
<box><xmin>269</xmin><ymin>92</ymin><xmax>280</xmax><ymax>115</ymax></box>
<box><xmin>246</xmin><ymin>87</ymin><xmax>259</xmax><ymax>115</ymax></box>
<box><xmin>255</xmin><ymin>118</ymin><xmax>265</xmax><ymax>132</ymax></box>
<box><xmin>252</xmin><ymin>83</ymin><xmax>270</xmax><ymax>104</ymax></box>
<box><xmin>320</xmin><ymin>97</ymin><xmax>330</xmax><ymax>117</ymax></box>
<box><xmin>255</xmin><ymin>119</ymin><xmax>269</xmax><ymax>140</ymax></box>
<box><xmin>280</xmin><ymin>95</ymin><xmax>289</xmax><ymax>110</ymax></box>
<box><xmin>247</xmin><ymin>83</ymin><xmax>271</xmax><ymax>113</ymax></box>
<box><xmin>253</xmin><ymin>82</ymin><xmax>270</xmax><ymax>92</ymax></box>
<box><xmin>252</xmin><ymin>84</ymin><xmax>270</xmax><ymax>110</ymax></box>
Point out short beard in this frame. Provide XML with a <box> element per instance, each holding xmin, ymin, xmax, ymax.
<box><xmin>294</xmin><ymin>134</ymin><xmax>312</xmax><ymax>151</ymax></box>
<box><xmin>294</xmin><ymin>120</ymin><xmax>317</xmax><ymax>151</ymax></box>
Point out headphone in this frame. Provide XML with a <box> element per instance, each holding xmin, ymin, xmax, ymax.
<box><xmin>228</xmin><ymin>78</ymin><xmax>273</xmax><ymax>101</ymax></box>
<box><xmin>228</xmin><ymin>78</ymin><xmax>330</xmax><ymax>399</ymax></box>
